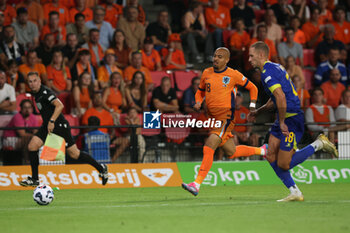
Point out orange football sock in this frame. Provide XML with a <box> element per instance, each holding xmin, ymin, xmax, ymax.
<box><xmin>194</xmin><ymin>146</ymin><xmax>215</xmax><ymax>184</ymax></box>
<box><xmin>228</xmin><ymin>145</ymin><xmax>262</xmax><ymax>159</ymax></box>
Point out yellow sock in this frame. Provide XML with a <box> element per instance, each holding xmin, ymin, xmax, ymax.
<box><xmin>228</xmin><ymin>145</ymin><xmax>262</xmax><ymax>159</ymax></box>
<box><xmin>194</xmin><ymin>146</ymin><xmax>215</xmax><ymax>184</ymax></box>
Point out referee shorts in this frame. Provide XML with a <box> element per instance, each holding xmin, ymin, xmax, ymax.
<box><xmin>36</xmin><ymin>121</ymin><xmax>75</xmax><ymax>148</ymax></box>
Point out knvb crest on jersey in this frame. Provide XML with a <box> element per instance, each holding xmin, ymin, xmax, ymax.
<box><xmin>222</xmin><ymin>76</ymin><xmax>230</xmax><ymax>87</ymax></box>
<box><xmin>143</xmin><ymin>110</ymin><xmax>161</xmax><ymax>129</ymax></box>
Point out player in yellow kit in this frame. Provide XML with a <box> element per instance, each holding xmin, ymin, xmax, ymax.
<box><xmin>182</xmin><ymin>47</ymin><xmax>258</xmax><ymax>196</ymax></box>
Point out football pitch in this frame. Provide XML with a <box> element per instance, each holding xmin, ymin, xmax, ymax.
<box><xmin>1</xmin><ymin>184</ymin><xmax>350</xmax><ymax>233</ymax></box>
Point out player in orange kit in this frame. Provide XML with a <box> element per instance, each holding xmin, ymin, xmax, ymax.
<box><xmin>182</xmin><ymin>47</ymin><xmax>258</xmax><ymax>196</ymax></box>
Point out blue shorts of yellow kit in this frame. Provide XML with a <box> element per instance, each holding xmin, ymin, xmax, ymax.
<box><xmin>270</xmin><ymin>112</ymin><xmax>305</xmax><ymax>152</ymax></box>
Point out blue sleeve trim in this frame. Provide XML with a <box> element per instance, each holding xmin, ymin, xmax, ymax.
<box><xmin>243</xmin><ymin>79</ymin><xmax>249</xmax><ymax>88</ymax></box>
<box><xmin>198</xmin><ymin>87</ymin><xmax>205</xmax><ymax>91</ymax></box>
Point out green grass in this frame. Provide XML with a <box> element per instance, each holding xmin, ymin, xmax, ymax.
<box><xmin>1</xmin><ymin>184</ymin><xmax>350</xmax><ymax>233</ymax></box>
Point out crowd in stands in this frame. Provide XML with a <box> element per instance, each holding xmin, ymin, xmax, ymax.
<box><xmin>1</xmin><ymin>0</ymin><xmax>350</xmax><ymax>163</ymax></box>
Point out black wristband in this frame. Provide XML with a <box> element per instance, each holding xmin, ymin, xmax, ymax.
<box><xmin>49</xmin><ymin>119</ymin><xmax>55</xmax><ymax>123</ymax></box>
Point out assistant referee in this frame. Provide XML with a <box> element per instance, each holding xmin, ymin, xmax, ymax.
<box><xmin>20</xmin><ymin>72</ymin><xmax>108</xmax><ymax>187</ymax></box>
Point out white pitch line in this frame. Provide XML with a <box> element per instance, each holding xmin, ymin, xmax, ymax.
<box><xmin>1</xmin><ymin>200</ymin><xmax>350</xmax><ymax>211</ymax></box>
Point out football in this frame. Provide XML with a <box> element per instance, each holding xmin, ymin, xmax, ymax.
<box><xmin>33</xmin><ymin>185</ymin><xmax>54</xmax><ymax>205</ymax></box>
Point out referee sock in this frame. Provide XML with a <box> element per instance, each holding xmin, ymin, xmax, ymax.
<box><xmin>289</xmin><ymin>145</ymin><xmax>315</xmax><ymax>169</ymax></box>
<box><xmin>194</xmin><ymin>146</ymin><xmax>215</xmax><ymax>185</ymax></box>
<box><xmin>29</xmin><ymin>151</ymin><xmax>39</xmax><ymax>180</ymax></box>
<box><xmin>269</xmin><ymin>161</ymin><xmax>295</xmax><ymax>189</ymax></box>
<box><xmin>78</xmin><ymin>151</ymin><xmax>104</xmax><ymax>173</ymax></box>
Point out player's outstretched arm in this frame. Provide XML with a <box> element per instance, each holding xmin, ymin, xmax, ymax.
<box><xmin>244</xmin><ymin>81</ymin><xmax>258</xmax><ymax>110</ymax></box>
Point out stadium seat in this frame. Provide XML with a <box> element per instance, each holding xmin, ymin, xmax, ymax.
<box><xmin>163</xmin><ymin>113</ymin><xmax>191</xmax><ymax>144</ymax></box>
<box><xmin>64</xmin><ymin>114</ymin><xmax>80</xmax><ymax>137</ymax></box>
<box><xmin>0</xmin><ymin>114</ymin><xmax>14</xmax><ymax>138</ymax></box>
<box><xmin>173</xmin><ymin>70</ymin><xmax>200</xmax><ymax>91</ymax></box>
<box><xmin>35</xmin><ymin>115</ymin><xmax>43</xmax><ymax>126</ymax></box>
<box><xmin>57</xmin><ymin>92</ymin><xmax>72</xmax><ymax>114</ymax></box>
<box><xmin>302</xmin><ymin>68</ymin><xmax>314</xmax><ymax>90</ymax></box>
<box><xmin>118</xmin><ymin>113</ymin><xmax>130</xmax><ymax>134</ymax></box>
<box><xmin>303</xmin><ymin>49</ymin><xmax>316</xmax><ymax>68</ymax></box>
<box><xmin>150</xmin><ymin>71</ymin><xmax>174</xmax><ymax>88</ymax></box>
<box><xmin>254</xmin><ymin>9</ymin><xmax>266</xmax><ymax>23</ymax></box>
<box><xmin>16</xmin><ymin>93</ymin><xmax>40</xmax><ymax>113</ymax></box>
<box><xmin>140</xmin><ymin>113</ymin><xmax>162</xmax><ymax>162</ymax></box>
<box><xmin>222</xmin><ymin>29</ymin><xmax>235</xmax><ymax>48</ymax></box>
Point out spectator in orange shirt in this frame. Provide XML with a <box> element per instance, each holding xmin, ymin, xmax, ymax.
<box><xmin>160</xmin><ymin>33</ymin><xmax>186</xmax><ymax>71</ymax></box>
<box><xmin>110</xmin><ymin>29</ymin><xmax>132</xmax><ymax>70</ymax></box>
<box><xmin>82</xmin><ymin>91</ymin><xmax>114</xmax><ymax>134</ymax></box>
<box><xmin>40</xmin><ymin>11</ymin><xmax>66</xmax><ymax>47</ymax></box>
<box><xmin>250</xmin><ymin>24</ymin><xmax>278</xmax><ymax>62</ymax></box>
<box><xmin>102</xmin><ymin>71</ymin><xmax>126</xmax><ymax>118</ymax></box>
<box><xmin>318</xmin><ymin>0</ymin><xmax>333</xmax><ymax>25</ymax></box>
<box><xmin>290</xmin><ymin>16</ymin><xmax>306</xmax><ymax>46</ymax></box>
<box><xmin>127</xmin><ymin>0</ymin><xmax>146</xmax><ymax>25</ymax></box>
<box><xmin>97</xmin><ymin>49</ymin><xmax>123</xmax><ymax>89</ymax></box>
<box><xmin>16</xmin><ymin>0</ymin><xmax>44</xmax><ymax>30</ymax></box>
<box><xmin>82</xmin><ymin>28</ymin><xmax>105</xmax><ymax>68</ymax></box>
<box><xmin>301</xmin><ymin>6</ymin><xmax>323</xmax><ymax>48</ymax></box>
<box><xmin>47</xmin><ymin>50</ymin><xmax>72</xmax><ymax>94</ymax></box>
<box><xmin>229</xmin><ymin>18</ymin><xmax>251</xmax><ymax>72</ymax></box>
<box><xmin>43</xmin><ymin>0</ymin><xmax>69</xmax><ymax>26</ymax></box>
<box><xmin>232</xmin><ymin>92</ymin><xmax>260</xmax><ymax>148</ymax></box>
<box><xmin>321</xmin><ymin>68</ymin><xmax>346</xmax><ymax>108</ymax></box>
<box><xmin>181</xmin><ymin>1</ymin><xmax>207</xmax><ymax>63</ymax></box>
<box><xmin>69</xmin><ymin>0</ymin><xmax>93</xmax><ymax>23</ymax></box>
<box><xmin>73</xmin><ymin>71</ymin><xmax>93</xmax><ymax>118</ymax></box>
<box><xmin>18</xmin><ymin>50</ymin><xmax>48</xmax><ymax>89</ymax></box>
<box><xmin>204</xmin><ymin>0</ymin><xmax>231</xmax><ymax>58</ymax></box>
<box><xmin>101</xmin><ymin>0</ymin><xmax>123</xmax><ymax>28</ymax></box>
<box><xmin>292</xmin><ymin>74</ymin><xmax>309</xmax><ymax>110</ymax></box>
<box><xmin>0</xmin><ymin>0</ymin><xmax>16</xmax><ymax>26</ymax></box>
<box><xmin>125</xmin><ymin>71</ymin><xmax>148</xmax><ymax>113</ymax></box>
<box><xmin>331</xmin><ymin>6</ymin><xmax>350</xmax><ymax>46</ymax></box>
<box><xmin>141</xmin><ymin>37</ymin><xmax>162</xmax><ymax>71</ymax></box>
<box><xmin>124</xmin><ymin>51</ymin><xmax>153</xmax><ymax>89</ymax></box>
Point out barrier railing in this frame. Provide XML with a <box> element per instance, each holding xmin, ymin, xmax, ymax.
<box><xmin>0</xmin><ymin>121</ymin><xmax>349</xmax><ymax>165</ymax></box>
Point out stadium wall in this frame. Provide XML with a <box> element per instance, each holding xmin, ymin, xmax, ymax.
<box><xmin>1</xmin><ymin>160</ymin><xmax>349</xmax><ymax>190</ymax></box>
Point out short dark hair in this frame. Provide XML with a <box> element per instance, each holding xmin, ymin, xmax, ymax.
<box><xmin>285</xmin><ymin>27</ymin><xmax>295</xmax><ymax>33</ymax></box>
<box><xmin>16</xmin><ymin>7</ymin><xmax>28</xmax><ymax>15</ymax></box>
<box><xmin>74</xmin><ymin>13</ymin><xmax>85</xmax><ymax>21</ymax></box>
<box><xmin>89</xmin><ymin>28</ymin><xmax>100</xmax><ymax>35</ymax></box>
<box><xmin>312</xmin><ymin>87</ymin><xmax>324</xmax><ymax>96</ymax></box>
<box><xmin>27</xmin><ymin>71</ymin><xmax>40</xmax><ymax>79</ymax></box>
<box><xmin>88</xmin><ymin>116</ymin><xmax>101</xmax><ymax>127</ymax></box>
<box><xmin>20</xmin><ymin>99</ymin><xmax>33</xmax><ymax>109</ymax></box>
<box><xmin>191</xmin><ymin>76</ymin><xmax>200</xmax><ymax>85</ymax></box>
<box><xmin>131</xmin><ymin>51</ymin><xmax>142</xmax><ymax>57</ymax></box>
<box><xmin>257</xmin><ymin>24</ymin><xmax>267</xmax><ymax>32</ymax></box>
<box><xmin>49</xmin><ymin>11</ymin><xmax>59</xmax><ymax>18</ymax></box>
